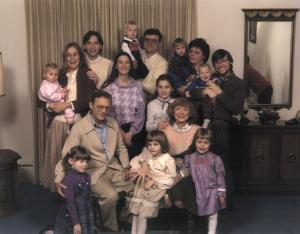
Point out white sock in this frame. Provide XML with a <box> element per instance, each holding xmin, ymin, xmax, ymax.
<box><xmin>208</xmin><ymin>212</ymin><xmax>218</xmax><ymax>234</ymax></box>
<box><xmin>131</xmin><ymin>215</ymin><xmax>138</xmax><ymax>234</ymax></box>
<box><xmin>137</xmin><ymin>216</ymin><xmax>147</xmax><ymax>234</ymax></box>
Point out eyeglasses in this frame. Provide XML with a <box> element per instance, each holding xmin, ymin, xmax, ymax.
<box><xmin>95</xmin><ymin>105</ymin><xmax>110</xmax><ymax>111</ymax></box>
<box><xmin>144</xmin><ymin>38</ymin><xmax>159</xmax><ymax>44</ymax></box>
<box><xmin>215</xmin><ymin>58</ymin><xmax>229</xmax><ymax>65</ymax></box>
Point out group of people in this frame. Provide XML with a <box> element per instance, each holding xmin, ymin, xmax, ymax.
<box><xmin>38</xmin><ymin>20</ymin><xmax>246</xmax><ymax>234</ymax></box>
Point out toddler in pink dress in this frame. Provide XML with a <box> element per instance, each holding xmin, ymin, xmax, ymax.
<box><xmin>39</xmin><ymin>63</ymin><xmax>74</xmax><ymax>124</ymax></box>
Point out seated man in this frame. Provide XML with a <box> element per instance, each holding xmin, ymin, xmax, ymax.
<box><xmin>55</xmin><ymin>90</ymin><xmax>134</xmax><ymax>231</ymax></box>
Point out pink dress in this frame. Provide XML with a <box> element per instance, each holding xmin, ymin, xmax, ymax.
<box><xmin>39</xmin><ymin>79</ymin><xmax>74</xmax><ymax>123</ymax></box>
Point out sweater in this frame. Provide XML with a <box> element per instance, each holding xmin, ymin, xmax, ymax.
<box><xmin>140</xmin><ymin>52</ymin><xmax>168</xmax><ymax>94</ymax></box>
<box><xmin>86</xmin><ymin>55</ymin><xmax>113</xmax><ymax>89</ymax></box>
<box><xmin>104</xmin><ymin>78</ymin><xmax>145</xmax><ymax>134</ymax></box>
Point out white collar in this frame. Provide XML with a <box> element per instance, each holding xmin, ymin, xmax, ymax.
<box><xmin>66</xmin><ymin>69</ymin><xmax>78</xmax><ymax>77</ymax></box>
<box><xmin>173</xmin><ymin>123</ymin><xmax>191</xmax><ymax>132</ymax></box>
<box><xmin>124</xmin><ymin>36</ymin><xmax>137</xmax><ymax>42</ymax></box>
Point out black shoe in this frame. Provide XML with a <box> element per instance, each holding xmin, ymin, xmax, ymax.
<box><xmin>187</xmin><ymin>213</ymin><xmax>194</xmax><ymax>232</ymax></box>
<box><xmin>219</xmin><ymin>209</ymin><xmax>232</xmax><ymax>223</ymax></box>
<box><xmin>100</xmin><ymin>226</ymin><xmax>115</xmax><ymax>232</ymax></box>
<box><xmin>39</xmin><ymin>224</ymin><xmax>54</xmax><ymax>234</ymax></box>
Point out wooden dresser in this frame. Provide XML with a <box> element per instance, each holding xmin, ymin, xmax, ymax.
<box><xmin>230</xmin><ymin>121</ymin><xmax>300</xmax><ymax>194</ymax></box>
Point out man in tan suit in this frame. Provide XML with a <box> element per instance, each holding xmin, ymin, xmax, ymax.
<box><xmin>55</xmin><ymin>90</ymin><xmax>134</xmax><ymax>231</ymax></box>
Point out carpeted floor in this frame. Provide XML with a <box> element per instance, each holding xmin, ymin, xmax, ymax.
<box><xmin>0</xmin><ymin>183</ymin><xmax>299</xmax><ymax>234</ymax></box>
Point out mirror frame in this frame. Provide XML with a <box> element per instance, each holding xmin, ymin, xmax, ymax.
<box><xmin>242</xmin><ymin>8</ymin><xmax>298</xmax><ymax>110</ymax></box>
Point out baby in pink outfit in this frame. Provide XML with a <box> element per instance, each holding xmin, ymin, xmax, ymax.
<box><xmin>38</xmin><ymin>63</ymin><xmax>74</xmax><ymax>124</ymax></box>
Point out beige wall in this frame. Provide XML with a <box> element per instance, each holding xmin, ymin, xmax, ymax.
<box><xmin>0</xmin><ymin>0</ymin><xmax>35</xmax><ymax>182</ymax></box>
<box><xmin>196</xmin><ymin>0</ymin><xmax>300</xmax><ymax>119</ymax></box>
<box><xmin>0</xmin><ymin>0</ymin><xmax>299</xmax><ymax>182</ymax></box>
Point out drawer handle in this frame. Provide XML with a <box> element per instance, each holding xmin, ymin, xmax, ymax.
<box><xmin>254</xmin><ymin>153</ymin><xmax>264</xmax><ymax>164</ymax></box>
<box><xmin>287</xmin><ymin>153</ymin><xmax>296</xmax><ymax>164</ymax></box>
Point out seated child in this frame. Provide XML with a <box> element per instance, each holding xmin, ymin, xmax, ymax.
<box><xmin>185</xmin><ymin>63</ymin><xmax>222</xmax><ymax>128</ymax></box>
<box><xmin>168</xmin><ymin>38</ymin><xmax>193</xmax><ymax>96</ymax></box>
<box><xmin>129</xmin><ymin>130</ymin><xmax>176</xmax><ymax>234</ymax></box>
<box><xmin>38</xmin><ymin>63</ymin><xmax>74</xmax><ymax>126</ymax></box>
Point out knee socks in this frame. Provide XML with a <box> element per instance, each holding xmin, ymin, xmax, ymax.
<box><xmin>208</xmin><ymin>212</ymin><xmax>218</xmax><ymax>234</ymax></box>
<box><xmin>131</xmin><ymin>215</ymin><xmax>147</xmax><ymax>234</ymax></box>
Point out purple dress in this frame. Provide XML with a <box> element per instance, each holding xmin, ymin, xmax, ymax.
<box><xmin>54</xmin><ymin>169</ymin><xmax>94</xmax><ymax>234</ymax></box>
<box><xmin>184</xmin><ymin>151</ymin><xmax>226</xmax><ymax>216</ymax></box>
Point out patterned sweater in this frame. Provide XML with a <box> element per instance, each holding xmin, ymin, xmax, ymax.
<box><xmin>104</xmin><ymin>78</ymin><xmax>145</xmax><ymax>134</ymax></box>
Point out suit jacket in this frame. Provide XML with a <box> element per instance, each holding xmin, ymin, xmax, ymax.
<box><xmin>55</xmin><ymin>113</ymin><xmax>129</xmax><ymax>185</ymax></box>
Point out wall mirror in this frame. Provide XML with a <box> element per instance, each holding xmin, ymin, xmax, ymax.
<box><xmin>243</xmin><ymin>9</ymin><xmax>298</xmax><ymax>110</ymax></box>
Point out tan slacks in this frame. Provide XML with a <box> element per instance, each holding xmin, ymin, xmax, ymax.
<box><xmin>91</xmin><ymin>167</ymin><xmax>134</xmax><ymax>231</ymax></box>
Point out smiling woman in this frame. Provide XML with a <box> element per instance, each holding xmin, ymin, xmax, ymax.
<box><xmin>40</xmin><ymin>42</ymin><xmax>96</xmax><ymax>191</ymax></box>
<box><xmin>162</xmin><ymin>98</ymin><xmax>200</xmax><ymax>213</ymax></box>
<box><xmin>102</xmin><ymin>52</ymin><xmax>146</xmax><ymax>159</ymax></box>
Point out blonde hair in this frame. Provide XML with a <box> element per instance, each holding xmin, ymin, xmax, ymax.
<box><xmin>198</xmin><ymin>63</ymin><xmax>211</xmax><ymax>71</ymax></box>
<box><xmin>43</xmin><ymin>63</ymin><xmax>58</xmax><ymax>73</ymax></box>
<box><xmin>124</xmin><ymin>20</ymin><xmax>138</xmax><ymax>35</ymax></box>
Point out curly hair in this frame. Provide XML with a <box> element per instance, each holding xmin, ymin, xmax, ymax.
<box><xmin>167</xmin><ymin>98</ymin><xmax>198</xmax><ymax>124</ymax></box>
<box><xmin>188</xmin><ymin>38</ymin><xmax>210</xmax><ymax>63</ymax></box>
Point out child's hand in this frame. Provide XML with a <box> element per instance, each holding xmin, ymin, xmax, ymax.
<box><xmin>219</xmin><ymin>196</ymin><xmax>225</xmax><ymax>205</ymax></box>
<box><xmin>73</xmin><ymin>224</ymin><xmax>81</xmax><ymax>234</ymax></box>
<box><xmin>144</xmin><ymin>179</ymin><xmax>155</xmax><ymax>190</ymax></box>
<box><xmin>185</xmin><ymin>91</ymin><xmax>191</xmax><ymax>98</ymax></box>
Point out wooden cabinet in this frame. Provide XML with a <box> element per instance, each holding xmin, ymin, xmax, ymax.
<box><xmin>231</xmin><ymin>122</ymin><xmax>300</xmax><ymax>194</ymax></box>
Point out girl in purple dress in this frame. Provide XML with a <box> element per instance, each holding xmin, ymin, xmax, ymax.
<box><xmin>54</xmin><ymin>146</ymin><xmax>94</xmax><ymax>234</ymax></box>
<box><xmin>183</xmin><ymin>128</ymin><xmax>226</xmax><ymax>234</ymax></box>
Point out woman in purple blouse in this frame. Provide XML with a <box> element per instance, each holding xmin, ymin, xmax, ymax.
<box><xmin>102</xmin><ymin>52</ymin><xmax>145</xmax><ymax>159</ymax></box>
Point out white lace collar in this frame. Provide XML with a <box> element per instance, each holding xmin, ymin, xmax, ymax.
<box><xmin>173</xmin><ymin>123</ymin><xmax>191</xmax><ymax>132</ymax></box>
